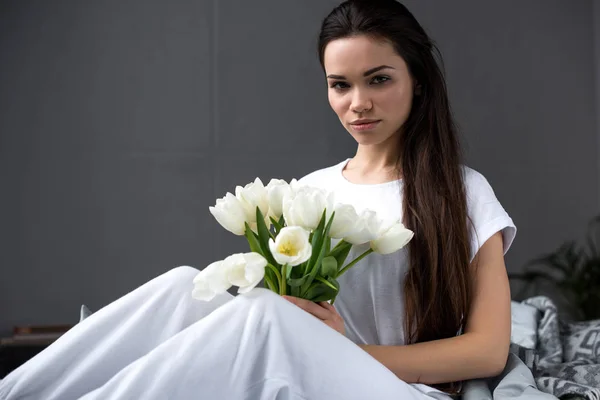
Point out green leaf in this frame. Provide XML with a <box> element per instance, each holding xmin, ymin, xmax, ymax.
<box><xmin>291</xmin><ymin>262</ymin><xmax>305</xmax><ymax>279</ymax></box>
<box><xmin>320</xmin><ymin>256</ymin><xmax>338</xmax><ymax>277</ymax></box>
<box><xmin>286</xmin><ymin>264</ymin><xmax>305</xmax><ymax>289</ymax></box>
<box><xmin>304</xmin><ymin>282</ymin><xmax>335</xmax><ymax>302</ymax></box>
<box><xmin>314</xmin><ymin>210</ymin><xmax>336</xmax><ymax>267</ymax></box>
<box><xmin>256</xmin><ymin>207</ymin><xmax>270</xmax><ymax>247</ymax></box>
<box><xmin>255</xmin><ymin>207</ymin><xmax>277</xmax><ymax>266</ymax></box>
<box><xmin>264</xmin><ymin>266</ymin><xmax>279</xmax><ymax>293</ymax></box>
<box><xmin>305</xmin><ymin>278</ymin><xmax>339</xmax><ymax>302</ymax></box>
<box><xmin>315</xmin><ymin>275</ymin><xmax>337</xmax><ymax>291</ymax></box>
<box><xmin>301</xmin><ymin>211</ymin><xmax>336</xmax><ymax>295</ymax></box>
<box><xmin>328</xmin><ymin>240</ymin><xmax>353</xmax><ymax>269</ymax></box>
<box><xmin>328</xmin><ymin>277</ymin><xmax>341</xmax><ymax>304</ymax></box>
<box><xmin>270</xmin><ymin>216</ymin><xmax>283</xmax><ymax>235</ymax></box>
<box><xmin>306</xmin><ymin>210</ymin><xmax>328</xmax><ymax>271</ymax></box>
<box><xmin>327</xmin><ymin>276</ymin><xmax>340</xmax><ymax>291</ymax></box>
<box><xmin>290</xmin><ymin>285</ymin><xmax>300</xmax><ymax>297</ymax></box>
<box><xmin>287</xmin><ymin>275</ymin><xmax>309</xmax><ymax>287</ymax></box>
<box><xmin>244</xmin><ymin>222</ymin><xmax>262</xmax><ymax>254</ymax></box>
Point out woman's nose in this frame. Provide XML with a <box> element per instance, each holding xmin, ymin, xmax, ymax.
<box><xmin>350</xmin><ymin>90</ymin><xmax>372</xmax><ymax>113</ymax></box>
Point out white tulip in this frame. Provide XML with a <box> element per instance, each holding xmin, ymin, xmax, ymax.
<box><xmin>268</xmin><ymin>226</ymin><xmax>312</xmax><ymax>267</ymax></box>
<box><xmin>209</xmin><ymin>192</ymin><xmax>248</xmax><ymax>236</ymax></box>
<box><xmin>235</xmin><ymin>178</ymin><xmax>270</xmax><ymax>228</ymax></box>
<box><xmin>329</xmin><ymin>203</ymin><xmax>359</xmax><ymax>239</ymax></box>
<box><xmin>192</xmin><ymin>261</ymin><xmax>232</xmax><ymax>301</ymax></box>
<box><xmin>265</xmin><ymin>179</ymin><xmax>292</xmax><ymax>220</ymax></box>
<box><xmin>282</xmin><ymin>185</ymin><xmax>334</xmax><ymax>231</ymax></box>
<box><xmin>370</xmin><ymin>222</ymin><xmax>414</xmax><ymax>255</ymax></box>
<box><xmin>224</xmin><ymin>252</ymin><xmax>267</xmax><ymax>294</ymax></box>
<box><xmin>289</xmin><ymin>178</ymin><xmax>301</xmax><ymax>191</ymax></box>
<box><xmin>344</xmin><ymin>209</ymin><xmax>383</xmax><ymax>245</ymax></box>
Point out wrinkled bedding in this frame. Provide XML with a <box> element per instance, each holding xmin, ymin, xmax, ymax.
<box><xmin>462</xmin><ymin>296</ymin><xmax>600</xmax><ymax>400</ymax></box>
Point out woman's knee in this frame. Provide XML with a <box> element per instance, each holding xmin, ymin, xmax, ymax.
<box><xmin>156</xmin><ymin>266</ymin><xmax>200</xmax><ymax>294</ymax></box>
<box><xmin>237</xmin><ymin>288</ymin><xmax>289</xmax><ymax>320</ymax></box>
<box><xmin>164</xmin><ymin>265</ymin><xmax>199</xmax><ymax>280</ymax></box>
<box><xmin>241</xmin><ymin>287</ymin><xmax>280</xmax><ymax>303</ymax></box>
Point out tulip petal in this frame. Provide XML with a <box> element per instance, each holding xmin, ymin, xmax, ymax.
<box><xmin>269</xmin><ymin>226</ymin><xmax>312</xmax><ymax>267</ymax></box>
<box><xmin>371</xmin><ymin>222</ymin><xmax>414</xmax><ymax>255</ymax></box>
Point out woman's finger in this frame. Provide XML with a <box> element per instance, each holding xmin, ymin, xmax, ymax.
<box><xmin>318</xmin><ymin>301</ymin><xmax>337</xmax><ymax>313</ymax></box>
<box><xmin>283</xmin><ymin>296</ymin><xmax>331</xmax><ymax>320</ymax></box>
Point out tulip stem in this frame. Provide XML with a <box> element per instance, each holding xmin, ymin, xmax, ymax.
<box><xmin>263</xmin><ymin>275</ymin><xmax>276</xmax><ymax>292</ymax></box>
<box><xmin>280</xmin><ymin>264</ymin><xmax>287</xmax><ymax>296</ymax></box>
<box><xmin>330</xmin><ymin>239</ymin><xmax>348</xmax><ymax>253</ymax></box>
<box><xmin>337</xmin><ymin>248</ymin><xmax>373</xmax><ymax>277</ymax></box>
<box><xmin>266</xmin><ymin>263</ymin><xmax>282</xmax><ymax>292</ymax></box>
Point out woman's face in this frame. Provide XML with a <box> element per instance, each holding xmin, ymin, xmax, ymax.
<box><xmin>323</xmin><ymin>35</ymin><xmax>416</xmax><ymax>146</ymax></box>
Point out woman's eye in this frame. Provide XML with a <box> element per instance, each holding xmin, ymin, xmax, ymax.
<box><xmin>330</xmin><ymin>81</ymin><xmax>350</xmax><ymax>90</ymax></box>
<box><xmin>371</xmin><ymin>76</ymin><xmax>390</xmax><ymax>84</ymax></box>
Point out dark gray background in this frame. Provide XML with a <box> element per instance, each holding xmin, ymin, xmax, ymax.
<box><xmin>1</xmin><ymin>0</ymin><xmax>598</xmax><ymax>336</ymax></box>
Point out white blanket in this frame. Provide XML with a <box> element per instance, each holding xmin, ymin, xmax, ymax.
<box><xmin>0</xmin><ymin>267</ymin><xmax>449</xmax><ymax>400</ymax></box>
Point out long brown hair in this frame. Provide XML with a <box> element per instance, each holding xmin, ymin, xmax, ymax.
<box><xmin>318</xmin><ymin>0</ymin><xmax>473</xmax><ymax>393</ymax></box>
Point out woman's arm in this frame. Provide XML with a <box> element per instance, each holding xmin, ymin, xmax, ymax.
<box><xmin>360</xmin><ymin>231</ymin><xmax>512</xmax><ymax>384</ymax></box>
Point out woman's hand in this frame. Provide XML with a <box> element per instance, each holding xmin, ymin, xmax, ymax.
<box><xmin>282</xmin><ymin>296</ymin><xmax>345</xmax><ymax>336</ymax></box>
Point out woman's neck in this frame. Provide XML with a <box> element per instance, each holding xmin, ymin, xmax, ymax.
<box><xmin>344</xmin><ymin>150</ymin><xmax>402</xmax><ymax>184</ymax></box>
<box><xmin>352</xmin><ymin>137</ymin><xmax>401</xmax><ymax>171</ymax></box>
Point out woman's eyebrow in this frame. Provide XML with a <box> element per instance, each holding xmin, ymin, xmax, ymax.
<box><xmin>326</xmin><ymin>65</ymin><xmax>395</xmax><ymax>80</ymax></box>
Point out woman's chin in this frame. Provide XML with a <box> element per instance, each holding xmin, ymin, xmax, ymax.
<box><xmin>348</xmin><ymin>131</ymin><xmax>396</xmax><ymax>146</ymax></box>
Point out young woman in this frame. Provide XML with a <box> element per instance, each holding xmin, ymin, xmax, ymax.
<box><xmin>0</xmin><ymin>1</ymin><xmax>516</xmax><ymax>399</ymax></box>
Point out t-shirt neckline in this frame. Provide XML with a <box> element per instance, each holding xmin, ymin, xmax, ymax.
<box><xmin>338</xmin><ymin>158</ymin><xmax>403</xmax><ymax>189</ymax></box>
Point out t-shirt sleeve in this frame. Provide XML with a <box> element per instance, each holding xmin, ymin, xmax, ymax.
<box><xmin>465</xmin><ymin>168</ymin><xmax>517</xmax><ymax>262</ymax></box>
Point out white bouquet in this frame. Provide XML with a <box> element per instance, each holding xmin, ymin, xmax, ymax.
<box><xmin>192</xmin><ymin>178</ymin><xmax>414</xmax><ymax>304</ymax></box>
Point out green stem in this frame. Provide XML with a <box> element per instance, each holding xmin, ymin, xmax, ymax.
<box><xmin>263</xmin><ymin>275</ymin><xmax>276</xmax><ymax>291</ymax></box>
<box><xmin>329</xmin><ymin>239</ymin><xmax>347</xmax><ymax>254</ymax></box>
<box><xmin>280</xmin><ymin>264</ymin><xmax>288</xmax><ymax>296</ymax></box>
<box><xmin>337</xmin><ymin>248</ymin><xmax>373</xmax><ymax>277</ymax></box>
<box><xmin>266</xmin><ymin>264</ymin><xmax>282</xmax><ymax>288</ymax></box>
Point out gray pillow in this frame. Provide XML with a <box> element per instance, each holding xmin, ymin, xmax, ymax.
<box><xmin>511</xmin><ymin>301</ymin><xmax>539</xmax><ymax>349</ymax></box>
<box><xmin>562</xmin><ymin>319</ymin><xmax>600</xmax><ymax>363</ymax></box>
<box><xmin>509</xmin><ymin>343</ymin><xmax>537</xmax><ymax>370</ymax></box>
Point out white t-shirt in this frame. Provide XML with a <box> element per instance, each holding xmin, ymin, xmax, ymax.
<box><xmin>298</xmin><ymin>158</ymin><xmax>517</xmax><ymax>347</ymax></box>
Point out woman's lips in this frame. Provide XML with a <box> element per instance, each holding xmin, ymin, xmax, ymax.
<box><xmin>350</xmin><ymin>120</ymin><xmax>381</xmax><ymax>131</ymax></box>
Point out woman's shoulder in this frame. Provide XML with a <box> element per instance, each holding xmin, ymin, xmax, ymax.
<box><xmin>296</xmin><ymin>162</ymin><xmax>503</xmax><ymax>204</ymax></box>
<box><xmin>461</xmin><ymin>165</ymin><xmax>516</xmax><ymax>257</ymax></box>
<box><xmin>461</xmin><ymin>165</ymin><xmax>501</xmax><ymax>204</ymax></box>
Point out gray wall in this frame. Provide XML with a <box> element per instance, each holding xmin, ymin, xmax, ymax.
<box><xmin>0</xmin><ymin>0</ymin><xmax>597</xmax><ymax>336</ymax></box>
<box><xmin>596</xmin><ymin>0</ymin><xmax>600</xmax><ymax>204</ymax></box>
<box><xmin>405</xmin><ymin>0</ymin><xmax>599</xmax><ymax>301</ymax></box>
